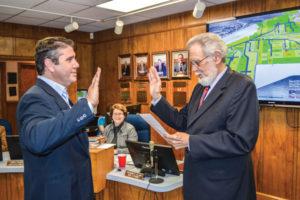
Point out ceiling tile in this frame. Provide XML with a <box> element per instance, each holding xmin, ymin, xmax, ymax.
<box><xmin>0</xmin><ymin>0</ymin><xmax>46</xmax><ymax>8</ymax></box>
<box><xmin>40</xmin><ymin>20</ymin><xmax>66</xmax><ymax>29</ymax></box>
<box><xmin>55</xmin><ymin>16</ymin><xmax>94</xmax><ymax>25</ymax></box>
<box><xmin>79</xmin><ymin>24</ymin><xmax>104</xmax><ymax>32</ymax></box>
<box><xmin>0</xmin><ymin>6</ymin><xmax>23</xmax><ymax>15</ymax></box>
<box><xmin>0</xmin><ymin>13</ymin><xmax>10</xmax><ymax>21</ymax></box>
<box><xmin>19</xmin><ymin>10</ymin><xmax>61</xmax><ymax>20</ymax></box>
<box><xmin>58</xmin><ymin>0</ymin><xmax>110</xmax><ymax>7</ymax></box>
<box><xmin>88</xmin><ymin>20</ymin><xmax>115</xmax><ymax>28</ymax></box>
<box><xmin>137</xmin><ymin>0</ymin><xmax>195</xmax><ymax>18</ymax></box>
<box><xmin>32</xmin><ymin>0</ymin><xmax>89</xmax><ymax>15</ymax></box>
<box><xmin>75</xmin><ymin>7</ymin><xmax>122</xmax><ymax>20</ymax></box>
<box><xmin>5</xmin><ymin>15</ymin><xmax>49</xmax><ymax>25</ymax></box>
<box><xmin>121</xmin><ymin>15</ymin><xmax>151</xmax><ymax>25</ymax></box>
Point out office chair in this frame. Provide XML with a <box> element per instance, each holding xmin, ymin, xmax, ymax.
<box><xmin>126</xmin><ymin>114</ymin><xmax>150</xmax><ymax>143</ymax></box>
<box><xmin>0</xmin><ymin>119</ymin><xmax>12</xmax><ymax>135</ymax></box>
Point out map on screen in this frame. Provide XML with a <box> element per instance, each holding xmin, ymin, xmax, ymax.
<box><xmin>208</xmin><ymin>9</ymin><xmax>300</xmax><ymax>105</ymax></box>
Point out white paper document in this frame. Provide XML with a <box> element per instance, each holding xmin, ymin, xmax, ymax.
<box><xmin>97</xmin><ymin>143</ymin><xmax>115</xmax><ymax>149</ymax></box>
<box><xmin>139</xmin><ymin>113</ymin><xmax>187</xmax><ymax>149</ymax></box>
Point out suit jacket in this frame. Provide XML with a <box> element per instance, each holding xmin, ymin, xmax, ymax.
<box><xmin>174</xmin><ymin>62</ymin><xmax>187</xmax><ymax>74</ymax></box>
<box><xmin>151</xmin><ymin>68</ymin><xmax>259</xmax><ymax>200</ymax></box>
<box><xmin>155</xmin><ymin>63</ymin><xmax>167</xmax><ymax>76</ymax></box>
<box><xmin>17</xmin><ymin>79</ymin><xmax>95</xmax><ymax>200</ymax></box>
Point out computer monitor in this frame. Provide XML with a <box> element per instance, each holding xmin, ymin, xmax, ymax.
<box><xmin>126</xmin><ymin>140</ymin><xmax>180</xmax><ymax>176</ymax></box>
<box><xmin>0</xmin><ymin>137</ymin><xmax>3</xmax><ymax>161</ymax></box>
<box><xmin>6</xmin><ymin>135</ymin><xmax>23</xmax><ymax>160</ymax></box>
<box><xmin>126</xmin><ymin>104</ymin><xmax>141</xmax><ymax>114</ymax></box>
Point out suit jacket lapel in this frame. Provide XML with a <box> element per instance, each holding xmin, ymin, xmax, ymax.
<box><xmin>36</xmin><ymin>79</ymin><xmax>90</xmax><ymax>155</ymax></box>
<box><xmin>188</xmin><ymin>68</ymin><xmax>232</xmax><ymax>127</ymax></box>
<box><xmin>36</xmin><ymin>79</ymin><xmax>70</xmax><ymax>110</ymax></box>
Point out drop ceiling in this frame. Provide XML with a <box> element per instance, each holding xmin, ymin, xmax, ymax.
<box><xmin>0</xmin><ymin>0</ymin><xmax>235</xmax><ymax>33</ymax></box>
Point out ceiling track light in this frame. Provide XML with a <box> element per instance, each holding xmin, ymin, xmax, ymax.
<box><xmin>64</xmin><ymin>17</ymin><xmax>79</xmax><ymax>33</ymax></box>
<box><xmin>114</xmin><ymin>18</ymin><xmax>124</xmax><ymax>35</ymax></box>
<box><xmin>193</xmin><ymin>0</ymin><xmax>206</xmax><ymax>19</ymax></box>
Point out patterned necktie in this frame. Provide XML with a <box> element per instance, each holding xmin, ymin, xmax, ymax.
<box><xmin>198</xmin><ymin>86</ymin><xmax>210</xmax><ymax>109</ymax></box>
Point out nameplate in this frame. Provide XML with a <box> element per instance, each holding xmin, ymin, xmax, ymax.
<box><xmin>125</xmin><ymin>170</ymin><xmax>144</xmax><ymax>180</ymax></box>
<box><xmin>7</xmin><ymin>160</ymin><xmax>23</xmax><ymax>166</ymax></box>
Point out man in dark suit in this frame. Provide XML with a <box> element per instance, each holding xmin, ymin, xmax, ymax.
<box><xmin>148</xmin><ymin>33</ymin><xmax>259</xmax><ymax>200</ymax></box>
<box><xmin>174</xmin><ymin>53</ymin><xmax>187</xmax><ymax>75</ymax></box>
<box><xmin>154</xmin><ymin>58</ymin><xmax>167</xmax><ymax>77</ymax></box>
<box><xmin>122</xmin><ymin>61</ymin><xmax>130</xmax><ymax>76</ymax></box>
<box><xmin>17</xmin><ymin>37</ymin><xmax>101</xmax><ymax>200</ymax></box>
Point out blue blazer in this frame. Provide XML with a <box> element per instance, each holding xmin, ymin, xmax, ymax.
<box><xmin>17</xmin><ymin>79</ymin><xmax>95</xmax><ymax>200</ymax></box>
<box><xmin>151</xmin><ymin>68</ymin><xmax>259</xmax><ymax>200</ymax></box>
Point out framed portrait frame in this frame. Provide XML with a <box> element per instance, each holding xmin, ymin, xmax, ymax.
<box><xmin>171</xmin><ymin>50</ymin><xmax>190</xmax><ymax>79</ymax></box>
<box><xmin>134</xmin><ymin>53</ymin><xmax>149</xmax><ymax>81</ymax></box>
<box><xmin>151</xmin><ymin>51</ymin><xmax>169</xmax><ymax>80</ymax></box>
<box><xmin>118</xmin><ymin>54</ymin><xmax>132</xmax><ymax>81</ymax></box>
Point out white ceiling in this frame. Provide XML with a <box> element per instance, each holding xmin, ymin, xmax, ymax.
<box><xmin>0</xmin><ymin>0</ymin><xmax>235</xmax><ymax>33</ymax></box>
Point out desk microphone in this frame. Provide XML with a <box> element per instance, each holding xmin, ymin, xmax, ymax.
<box><xmin>149</xmin><ymin>148</ymin><xmax>164</xmax><ymax>184</ymax></box>
<box><xmin>149</xmin><ymin>141</ymin><xmax>154</xmax><ymax>167</ymax></box>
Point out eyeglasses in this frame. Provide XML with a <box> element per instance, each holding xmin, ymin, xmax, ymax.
<box><xmin>113</xmin><ymin>112</ymin><xmax>124</xmax><ymax>116</ymax></box>
<box><xmin>191</xmin><ymin>56</ymin><xmax>209</xmax><ymax>68</ymax></box>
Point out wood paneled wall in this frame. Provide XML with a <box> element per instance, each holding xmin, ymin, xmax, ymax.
<box><xmin>93</xmin><ymin>0</ymin><xmax>300</xmax><ymax>199</ymax></box>
<box><xmin>93</xmin><ymin>0</ymin><xmax>300</xmax><ymax>114</ymax></box>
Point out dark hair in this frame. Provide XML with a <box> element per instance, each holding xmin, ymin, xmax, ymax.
<box><xmin>110</xmin><ymin>103</ymin><xmax>128</xmax><ymax>117</ymax></box>
<box><xmin>178</xmin><ymin>53</ymin><xmax>184</xmax><ymax>57</ymax></box>
<box><xmin>35</xmin><ymin>37</ymin><xmax>74</xmax><ymax>75</ymax></box>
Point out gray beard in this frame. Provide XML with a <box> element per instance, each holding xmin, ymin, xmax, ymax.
<box><xmin>197</xmin><ymin>68</ymin><xmax>218</xmax><ymax>86</ymax></box>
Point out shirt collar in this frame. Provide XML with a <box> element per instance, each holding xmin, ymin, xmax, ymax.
<box><xmin>205</xmin><ymin>66</ymin><xmax>227</xmax><ymax>98</ymax></box>
<box><xmin>38</xmin><ymin>75</ymin><xmax>68</xmax><ymax>97</ymax></box>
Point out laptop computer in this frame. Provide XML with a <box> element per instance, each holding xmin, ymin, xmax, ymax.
<box><xmin>6</xmin><ymin>135</ymin><xmax>23</xmax><ymax>160</ymax></box>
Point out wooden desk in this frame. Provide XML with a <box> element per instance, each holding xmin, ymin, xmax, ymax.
<box><xmin>90</xmin><ymin>147</ymin><xmax>114</xmax><ymax>193</ymax></box>
<box><xmin>102</xmin><ymin>180</ymin><xmax>183</xmax><ymax>200</ymax></box>
<box><xmin>96</xmin><ymin>155</ymin><xmax>184</xmax><ymax>200</ymax></box>
<box><xmin>0</xmin><ymin>146</ymin><xmax>114</xmax><ymax>200</ymax></box>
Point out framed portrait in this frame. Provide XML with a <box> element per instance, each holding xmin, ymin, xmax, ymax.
<box><xmin>134</xmin><ymin>53</ymin><xmax>148</xmax><ymax>80</ymax></box>
<box><xmin>118</xmin><ymin>54</ymin><xmax>132</xmax><ymax>80</ymax></box>
<box><xmin>171</xmin><ymin>50</ymin><xmax>190</xmax><ymax>79</ymax></box>
<box><xmin>151</xmin><ymin>51</ymin><xmax>169</xmax><ymax>79</ymax></box>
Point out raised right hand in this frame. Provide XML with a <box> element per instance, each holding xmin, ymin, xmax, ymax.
<box><xmin>87</xmin><ymin>67</ymin><xmax>101</xmax><ymax>108</ymax></box>
<box><xmin>148</xmin><ymin>67</ymin><xmax>161</xmax><ymax>100</ymax></box>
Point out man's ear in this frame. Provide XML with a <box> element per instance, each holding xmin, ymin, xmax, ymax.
<box><xmin>213</xmin><ymin>51</ymin><xmax>222</xmax><ymax>64</ymax></box>
<box><xmin>44</xmin><ymin>58</ymin><xmax>55</xmax><ymax>73</ymax></box>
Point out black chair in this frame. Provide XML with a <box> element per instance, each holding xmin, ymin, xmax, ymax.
<box><xmin>0</xmin><ymin>119</ymin><xmax>12</xmax><ymax>135</ymax></box>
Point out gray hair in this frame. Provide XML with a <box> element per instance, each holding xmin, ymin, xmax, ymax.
<box><xmin>35</xmin><ymin>37</ymin><xmax>74</xmax><ymax>75</ymax></box>
<box><xmin>186</xmin><ymin>32</ymin><xmax>227</xmax><ymax>63</ymax></box>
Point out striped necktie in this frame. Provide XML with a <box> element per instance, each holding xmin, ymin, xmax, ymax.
<box><xmin>62</xmin><ymin>90</ymin><xmax>71</xmax><ymax>107</ymax></box>
<box><xmin>198</xmin><ymin>86</ymin><xmax>210</xmax><ymax>109</ymax></box>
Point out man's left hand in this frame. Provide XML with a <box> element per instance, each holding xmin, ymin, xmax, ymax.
<box><xmin>165</xmin><ymin>132</ymin><xmax>189</xmax><ymax>146</ymax></box>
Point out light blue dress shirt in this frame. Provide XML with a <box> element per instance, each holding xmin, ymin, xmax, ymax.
<box><xmin>38</xmin><ymin>76</ymin><xmax>94</xmax><ymax>112</ymax></box>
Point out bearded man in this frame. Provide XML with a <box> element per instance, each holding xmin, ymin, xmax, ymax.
<box><xmin>148</xmin><ymin>32</ymin><xmax>259</xmax><ymax>200</ymax></box>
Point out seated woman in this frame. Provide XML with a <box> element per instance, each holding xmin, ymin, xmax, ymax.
<box><xmin>101</xmin><ymin>103</ymin><xmax>137</xmax><ymax>152</ymax></box>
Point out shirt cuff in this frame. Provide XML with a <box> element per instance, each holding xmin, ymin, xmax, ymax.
<box><xmin>151</xmin><ymin>95</ymin><xmax>162</xmax><ymax>106</ymax></box>
<box><xmin>87</xmin><ymin>100</ymin><xmax>96</xmax><ymax>114</ymax></box>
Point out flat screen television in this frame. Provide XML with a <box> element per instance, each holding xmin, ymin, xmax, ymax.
<box><xmin>207</xmin><ymin>8</ymin><xmax>300</xmax><ymax>107</ymax></box>
<box><xmin>126</xmin><ymin>140</ymin><xmax>180</xmax><ymax>176</ymax></box>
